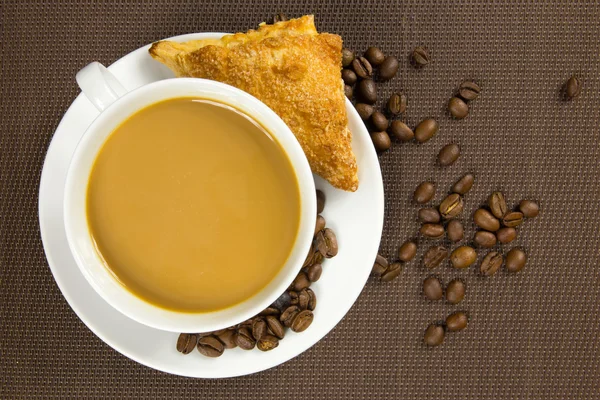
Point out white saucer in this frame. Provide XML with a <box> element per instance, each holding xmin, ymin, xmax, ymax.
<box><xmin>38</xmin><ymin>33</ymin><xmax>384</xmax><ymax>378</ymax></box>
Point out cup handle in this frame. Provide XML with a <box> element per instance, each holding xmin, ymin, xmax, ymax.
<box><xmin>76</xmin><ymin>62</ymin><xmax>128</xmax><ymax>112</ymax></box>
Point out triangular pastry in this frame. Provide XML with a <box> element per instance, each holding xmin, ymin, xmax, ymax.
<box><xmin>149</xmin><ymin>15</ymin><xmax>358</xmax><ymax>191</ymax></box>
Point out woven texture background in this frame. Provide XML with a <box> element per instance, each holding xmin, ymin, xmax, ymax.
<box><xmin>2</xmin><ymin>0</ymin><xmax>600</xmax><ymax>398</ymax></box>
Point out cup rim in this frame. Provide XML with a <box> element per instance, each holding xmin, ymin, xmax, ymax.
<box><xmin>63</xmin><ymin>78</ymin><xmax>316</xmax><ymax>333</ymax></box>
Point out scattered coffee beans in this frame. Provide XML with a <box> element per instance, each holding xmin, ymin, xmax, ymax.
<box><xmin>252</xmin><ymin>317</ymin><xmax>267</xmax><ymax>340</ymax></box>
<box><xmin>197</xmin><ymin>336</ymin><xmax>225</xmax><ymax>357</ymax></box>
<box><xmin>424</xmin><ymin>323</ymin><xmax>445</xmax><ymax>346</ymax></box>
<box><xmin>423</xmin><ymin>245</ymin><xmax>448</xmax><ymax>269</ymax></box>
<box><xmin>379</xmin><ymin>56</ymin><xmax>399</xmax><ymax>80</ymax></box>
<box><xmin>257</xmin><ymin>335</ymin><xmax>279</xmax><ymax>351</ymax></box>
<box><xmin>437</xmin><ymin>143</ymin><xmax>461</xmax><ymax>166</ymax></box>
<box><xmin>217</xmin><ymin>329</ymin><xmax>237</xmax><ymax>349</ymax></box>
<box><xmin>439</xmin><ymin>193</ymin><xmax>464</xmax><ymax>219</ymax></box>
<box><xmin>352</xmin><ymin>56</ymin><xmax>373</xmax><ymax>79</ymax></box>
<box><xmin>355</xmin><ymin>103</ymin><xmax>374</xmax><ymax>121</ymax></box>
<box><xmin>502</xmin><ymin>211</ymin><xmax>524</xmax><ymax>228</ymax></box>
<box><xmin>448</xmin><ymin>97</ymin><xmax>469</xmax><ymax>119</ymax></box>
<box><xmin>414</xmin><ymin>181</ymin><xmax>436</xmax><ymax>204</ymax></box>
<box><xmin>387</xmin><ymin>93</ymin><xmax>407</xmax><ymax>115</ymax></box>
<box><xmin>412</xmin><ymin>46</ymin><xmax>431</xmax><ymax>67</ymax></box>
<box><xmin>474</xmin><ymin>208</ymin><xmax>500</xmax><ymax>232</ymax></box>
<box><xmin>389</xmin><ymin>120</ymin><xmax>414</xmax><ymax>142</ymax></box>
<box><xmin>316</xmin><ymin>190</ymin><xmax>325</xmax><ymax>214</ymax></box>
<box><xmin>315</xmin><ymin>214</ymin><xmax>326</xmax><ymax>235</ymax></box>
<box><xmin>419</xmin><ymin>207</ymin><xmax>441</xmax><ymax>223</ymax></box>
<box><xmin>371</xmin><ymin>111</ymin><xmax>389</xmax><ymax>131</ymax></box>
<box><xmin>280</xmin><ymin>305</ymin><xmax>300</xmax><ymax>327</ymax></box>
<box><xmin>565</xmin><ymin>75</ymin><xmax>581</xmax><ymax>99</ymax></box>
<box><xmin>307</xmin><ymin>263</ymin><xmax>322</xmax><ymax>282</ymax></box>
<box><xmin>445</xmin><ymin>279</ymin><xmax>465</xmax><ymax>304</ymax></box>
<box><xmin>423</xmin><ymin>276</ymin><xmax>444</xmax><ymax>300</ymax></box>
<box><xmin>344</xmin><ymin>85</ymin><xmax>353</xmax><ymax>99</ymax></box>
<box><xmin>176</xmin><ymin>333</ymin><xmax>198</xmax><ymax>355</ymax></box>
<box><xmin>488</xmin><ymin>191</ymin><xmax>508</xmax><ymax>219</ymax></box>
<box><xmin>458</xmin><ymin>80</ymin><xmax>481</xmax><ymax>101</ymax></box>
<box><xmin>452</xmin><ymin>173</ymin><xmax>474</xmax><ymax>195</ymax></box>
<box><xmin>398</xmin><ymin>240</ymin><xmax>418</xmax><ymax>262</ymax></box>
<box><xmin>315</xmin><ymin>228</ymin><xmax>338</xmax><ymax>258</ymax></box>
<box><xmin>341</xmin><ymin>48</ymin><xmax>355</xmax><ymax>67</ymax></box>
<box><xmin>446</xmin><ymin>219</ymin><xmax>464</xmax><ymax>242</ymax></box>
<box><xmin>364</xmin><ymin>46</ymin><xmax>385</xmax><ymax>66</ymax></box>
<box><xmin>291</xmin><ymin>310</ymin><xmax>314</xmax><ymax>332</ymax></box>
<box><xmin>372</xmin><ymin>254</ymin><xmax>389</xmax><ymax>276</ymax></box>
<box><xmin>371</xmin><ymin>131</ymin><xmax>391</xmax><ymax>151</ymax></box>
<box><xmin>480</xmin><ymin>251</ymin><xmax>503</xmax><ymax>276</ymax></box>
<box><xmin>342</xmin><ymin>69</ymin><xmax>357</xmax><ymax>85</ymax></box>
<box><xmin>266</xmin><ymin>316</ymin><xmax>285</xmax><ymax>339</ymax></box>
<box><xmin>235</xmin><ymin>327</ymin><xmax>256</xmax><ymax>350</ymax></box>
<box><xmin>505</xmin><ymin>248</ymin><xmax>526</xmax><ymax>273</ymax></box>
<box><xmin>450</xmin><ymin>246</ymin><xmax>477</xmax><ymax>269</ymax></box>
<box><xmin>356</xmin><ymin>79</ymin><xmax>377</xmax><ymax>104</ymax></box>
<box><xmin>519</xmin><ymin>200</ymin><xmax>539</xmax><ymax>218</ymax></box>
<box><xmin>381</xmin><ymin>262</ymin><xmax>403</xmax><ymax>282</ymax></box>
<box><xmin>446</xmin><ymin>311</ymin><xmax>468</xmax><ymax>332</ymax></box>
<box><xmin>415</xmin><ymin>118</ymin><xmax>439</xmax><ymax>143</ymax></box>
<box><xmin>420</xmin><ymin>224</ymin><xmax>445</xmax><ymax>239</ymax></box>
<box><xmin>473</xmin><ymin>230</ymin><xmax>497</xmax><ymax>248</ymax></box>
<box><xmin>291</xmin><ymin>272</ymin><xmax>311</xmax><ymax>291</ymax></box>
<box><xmin>496</xmin><ymin>227</ymin><xmax>517</xmax><ymax>244</ymax></box>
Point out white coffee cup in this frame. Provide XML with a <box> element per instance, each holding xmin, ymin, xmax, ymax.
<box><xmin>64</xmin><ymin>62</ymin><xmax>316</xmax><ymax>333</ymax></box>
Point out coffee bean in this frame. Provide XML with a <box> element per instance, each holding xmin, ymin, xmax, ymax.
<box><xmin>344</xmin><ymin>84</ymin><xmax>353</xmax><ymax>99</ymax></box>
<box><xmin>414</xmin><ymin>118</ymin><xmax>439</xmax><ymax>143</ymax></box>
<box><xmin>315</xmin><ymin>228</ymin><xmax>338</xmax><ymax>258</ymax></box>
<box><xmin>355</xmin><ymin>103</ymin><xmax>374</xmax><ymax>121</ymax></box>
<box><xmin>291</xmin><ymin>309</ymin><xmax>314</xmax><ymax>332</ymax></box>
<box><xmin>379</xmin><ymin>56</ymin><xmax>399</xmax><ymax>81</ymax></box>
<box><xmin>452</xmin><ymin>173</ymin><xmax>474</xmax><ymax>195</ymax></box>
<box><xmin>420</xmin><ymin>224</ymin><xmax>445</xmax><ymax>239</ymax></box>
<box><xmin>496</xmin><ymin>227</ymin><xmax>517</xmax><ymax>244</ymax></box>
<box><xmin>480</xmin><ymin>251</ymin><xmax>503</xmax><ymax>276</ymax></box>
<box><xmin>342</xmin><ymin>69</ymin><xmax>357</xmax><ymax>85</ymax></box>
<box><xmin>257</xmin><ymin>335</ymin><xmax>279</xmax><ymax>351</ymax></box>
<box><xmin>505</xmin><ymin>248</ymin><xmax>526</xmax><ymax>273</ymax></box>
<box><xmin>448</xmin><ymin>97</ymin><xmax>469</xmax><ymax>119</ymax></box>
<box><xmin>316</xmin><ymin>190</ymin><xmax>325</xmax><ymax>214</ymax></box>
<box><xmin>289</xmin><ymin>290</ymin><xmax>300</xmax><ymax>306</ymax></box>
<box><xmin>176</xmin><ymin>333</ymin><xmax>198</xmax><ymax>354</ymax></box>
<box><xmin>387</xmin><ymin>93</ymin><xmax>407</xmax><ymax>115</ymax></box>
<box><xmin>519</xmin><ymin>200</ymin><xmax>539</xmax><ymax>218</ymax></box>
<box><xmin>412</xmin><ymin>46</ymin><xmax>431</xmax><ymax>66</ymax></box>
<box><xmin>297</xmin><ymin>289</ymin><xmax>310</xmax><ymax>310</ymax></box>
<box><xmin>445</xmin><ymin>279</ymin><xmax>465</xmax><ymax>304</ymax></box>
<box><xmin>259</xmin><ymin>306</ymin><xmax>280</xmax><ymax>316</ymax></box>
<box><xmin>423</xmin><ymin>245</ymin><xmax>448</xmax><ymax>269</ymax></box>
<box><xmin>565</xmin><ymin>75</ymin><xmax>581</xmax><ymax>99</ymax></box>
<box><xmin>419</xmin><ymin>207</ymin><xmax>441</xmax><ymax>223</ymax></box>
<box><xmin>291</xmin><ymin>272</ymin><xmax>311</xmax><ymax>291</ymax></box>
<box><xmin>439</xmin><ymin>193</ymin><xmax>464</xmax><ymax>219</ymax></box>
<box><xmin>266</xmin><ymin>315</ymin><xmax>285</xmax><ymax>339</ymax></box>
<box><xmin>271</xmin><ymin>291</ymin><xmax>291</xmax><ymax>312</ymax></box>
<box><xmin>314</xmin><ymin>215</ymin><xmax>326</xmax><ymax>236</ymax></box>
<box><xmin>381</xmin><ymin>262</ymin><xmax>403</xmax><ymax>281</ymax></box>
<box><xmin>352</xmin><ymin>56</ymin><xmax>373</xmax><ymax>79</ymax></box>
<box><xmin>458</xmin><ymin>80</ymin><xmax>481</xmax><ymax>101</ymax></box>
<box><xmin>197</xmin><ymin>335</ymin><xmax>225</xmax><ymax>357</ymax></box>
<box><xmin>473</xmin><ymin>230</ymin><xmax>497</xmax><ymax>248</ymax></box>
<box><xmin>423</xmin><ymin>276</ymin><xmax>443</xmax><ymax>300</ymax></box>
<box><xmin>398</xmin><ymin>240</ymin><xmax>418</xmax><ymax>262</ymax></box>
<box><xmin>370</xmin><ymin>131</ymin><xmax>391</xmax><ymax>151</ymax></box>
<box><xmin>272</xmin><ymin>13</ymin><xmax>288</xmax><ymax>23</ymax></box>
<box><xmin>389</xmin><ymin>120</ymin><xmax>414</xmax><ymax>142</ymax></box>
<box><xmin>446</xmin><ymin>311</ymin><xmax>468</xmax><ymax>332</ymax></box>
<box><xmin>302</xmin><ymin>243</ymin><xmax>322</xmax><ymax>268</ymax></box>
<box><xmin>437</xmin><ymin>143</ymin><xmax>461</xmax><ymax>166</ymax></box>
<box><xmin>364</xmin><ymin>46</ymin><xmax>385</xmax><ymax>66</ymax></box>
<box><xmin>371</xmin><ymin>111</ymin><xmax>389</xmax><ymax>131</ymax></box>
<box><xmin>474</xmin><ymin>208</ymin><xmax>500</xmax><ymax>232</ymax></box>
<box><xmin>307</xmin><ymin>263</ymin><xmax>322</xmax><ymax>282</ymax></box>
<box><xmin>502</xmin><ymin>211</ymin><xmax>524</xmax><ymax>228</ymax></box>
<box><xmin>216</xmin><ymin>329</ymin><xmax>237</xmax><ymax>349</ymax></box>
<box><xmin>342</xmin><ymin>48</ymin><xmax>355</xmax><ymax>67</ymax></box>
<box><xmin>235</xmin><ymin>327</ymin><xmax>256</xmax><ymax>350</ymax></box>
<box><xmin>450</xmin><ymin>246</ymin><xmax>477</xmax><ymax>269</ymax></box>
<box><xmin>372</xmin><ymin>254</ymin><xmax>389</xmax><ymax>276</ymax></box>
<box><xmin>356</xmin><ymin>79</ymin><xmax>377</xmax><ymax>104</ymax></box>
<box><xmin>424</xmin><ymin>324</ymin><xmax>445</xmax><ymax>346</ymax></box>
<box><xmin>488</xmin><ymin>191</ymin><xmax>508</xmax><ymax>219</ymax></box>
<box><xmin>252</xmin><ymin>317</ymin><xmax>268</xmax><ymax>340</ymax></box>
<box><xmin>414</xmin><ymin>181</ymin><xmax>436</xmax><ymax>204</ymax></box>
<box><xmin>280</xmin><ymin>305</ymin><xmax>301</xmax><ymax>327</ymax></box>
<box><xmin>306</xmin><ymin>288</ymin><xmax>317</xmax><ymax>311</ymax></box>
<box><xmin>446</xmin><ymin>220</ymin><xmax>464</xmax><ymax>242</ymax></box>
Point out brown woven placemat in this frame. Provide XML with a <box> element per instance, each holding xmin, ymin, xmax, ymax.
<box><xmin>2</xmin><ymin>1</ymin><xmax>599</xmax><ymax>398</ymax></box>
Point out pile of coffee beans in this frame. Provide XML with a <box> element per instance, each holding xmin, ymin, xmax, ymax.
<box><xmin>447</xmin><ymin>81</ymin><xmax>481</xmax><ymax>119</ymax></box>
<box><xmin>176</xmin><ymin>189</ymin><xmax>337</xmax><ymax>357</ymax></box>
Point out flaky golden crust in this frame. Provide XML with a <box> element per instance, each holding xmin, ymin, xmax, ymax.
<box><xmin>149</xmin><ymin>15</ymin><xmax>358</xmax><ymax>191</ymax></box>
